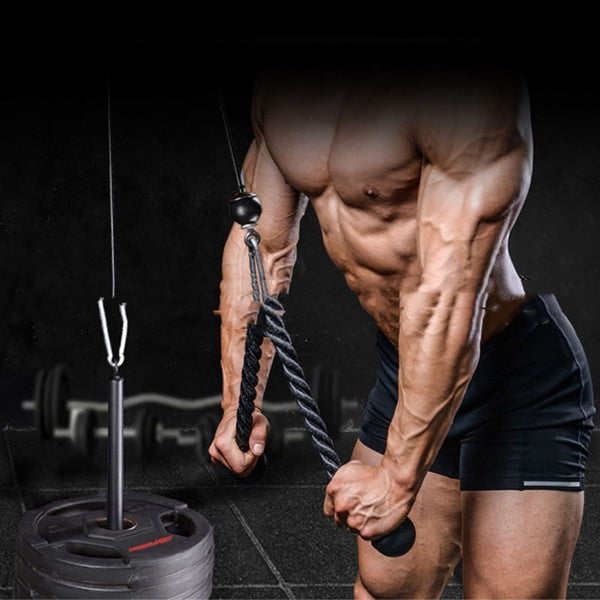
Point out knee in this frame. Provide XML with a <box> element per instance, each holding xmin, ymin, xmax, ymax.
<box><xmin>354</xmin><ymin>575</ymin><xmax>375</xmax><ymax>600</ymax></box>
<box><xmin>356</xmin><ymin>574</ymin><xmax>404</xmax><ymax>600</ymax></box>
<box><xmin>355</xmin><ymin>567</ymin><xmax>418</xmax><ymax>600</ymax></box>
<box><xmin>355</xmin><ymin>570</ymin><xmax>402</xmax><ymax>599</ymax></box>
<box><xmin>356</xmin><ymin>557</ymin><xmax>455</xmax><ymax>599</ymax></box>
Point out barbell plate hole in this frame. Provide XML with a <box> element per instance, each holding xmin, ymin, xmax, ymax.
<box><xmin>94</xmin><ymin>516</ymin><xmax>137</xmax><ymax>531</ymax></box>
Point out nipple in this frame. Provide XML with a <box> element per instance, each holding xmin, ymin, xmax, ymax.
<box><xmin>362</xmin><ymin>184</ymin><xmax>380</xmax><ymax>198</ymax></box>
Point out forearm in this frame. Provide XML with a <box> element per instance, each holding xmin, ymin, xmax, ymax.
<box><xmin>215</xmin><ymin>124</ymin><xmax>305</xmax><ymax>414</ymax></box>
<box><xmin>217</xmin><ymin>224</ymin><xmax>298</xmax><ymax>413</ymax></box>
<box><xmin>382</xmin><ymin>286</ymin><xmax>486</xmax><ymax>490</ymax></box>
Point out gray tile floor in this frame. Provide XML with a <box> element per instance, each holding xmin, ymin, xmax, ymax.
<box><xmin>1</xmin><ymin>418</ymin><xmax>599</xmax><ymax>599</ymax></box>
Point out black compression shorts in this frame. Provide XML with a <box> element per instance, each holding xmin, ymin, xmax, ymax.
<box><xmin>359</xmin><ymin>294</ymin><xmax>596</xmax><ymax>491</ymax></box>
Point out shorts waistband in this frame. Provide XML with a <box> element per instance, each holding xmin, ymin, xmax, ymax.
<box><xmin>481</xmin><ymin>294</ymin><xmax>556</xmax><ymax>355</ymax></box>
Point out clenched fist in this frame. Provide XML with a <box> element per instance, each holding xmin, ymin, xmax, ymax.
<box><xmin>323</xmin><ymin>459</ymin><xmax>412</xmax><ymax>540</ymax></box>
<box><xmin>209</xmin><ymin>407</ymin><xmax>269</xmax><ymax>478</ymax></box>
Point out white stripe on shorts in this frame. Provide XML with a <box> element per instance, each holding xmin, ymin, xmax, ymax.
<box><xmin>523</xmin><ymin>480</ymin><xmax>582</xmax><ymax>488</ymax></box>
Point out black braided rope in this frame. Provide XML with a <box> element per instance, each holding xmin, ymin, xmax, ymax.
<box><xmin>235</xmin><ymin>296</ymin><xmax>341</xmax><ymax>479</ymax></box>
<box><xmin>261</xmin><ymin>295</ymin><xmax>341</xmax><ymax>480</ymax></box>
<box><xmin>235</xmin><ymin>323</ymin><xmax>264</xmax><ymax>451</ymax></box>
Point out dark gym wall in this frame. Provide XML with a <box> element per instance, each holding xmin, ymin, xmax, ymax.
<box><xmin>0</xmin><ymin>31</ymin><xmax>598</xmax><ymax>429</ymax></box>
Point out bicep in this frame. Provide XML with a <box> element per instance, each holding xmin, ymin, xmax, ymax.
<box><xmin>416</xmin><ymin>141</ymin><xmax>531</xmax><ymax>297</ymax></box>
<box><xmin>222</xmin><ymin>136</ymin><xmax>306</xmax><ymax>296</ymax></box>
<box><xmin>414</xmin><ymin>72</ymin><xmax>533</xmax><ymax>295</ymax></box>
<box><xmin>241</xmin><ymin>137</ymin><xmax>307</xmax><ymax>255</ymax></box>
<box><xmin>397</xmin><ymin>142</ymin><xmax>532</xmax><ymax>372</ymax></box>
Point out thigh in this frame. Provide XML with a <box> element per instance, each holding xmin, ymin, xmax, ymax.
<box><xmin>462</xmin><ymin>489</ymin><xmax>584</xmax><ymax>599</ymax></box>
<box><xmin>352</xmin><ymin>440</ymin><xmax>462</xmax><ymax>599</ymax></box>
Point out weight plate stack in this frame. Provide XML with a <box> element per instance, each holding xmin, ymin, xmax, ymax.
<box><xmin>13</xmin><ymin>493</ymin><xmax>214</xmax><ymax>599</ymax></box>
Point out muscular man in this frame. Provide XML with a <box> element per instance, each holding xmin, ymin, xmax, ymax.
<box><xmin>209</xmin><ymin>63</ymin><xmax>595</xmax><ymax>598</ymax></box>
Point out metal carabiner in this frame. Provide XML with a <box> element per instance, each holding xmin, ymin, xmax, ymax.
<box><xmin>97</xmin><ymin>297</ymin><xmax>128</xmax><ymax>372</ymax></box>
<box><xmin>244</xmin><ymin>229</ymin><xmax>269</xmax><ymax>304</ymax></box>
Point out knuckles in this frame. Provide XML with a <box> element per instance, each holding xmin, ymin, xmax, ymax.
<box><xmin>212</xmin><ymin>435</ymin><xmax>227</xmax><ymax>451</ymax></box>
<box><xmin>333</xmin><ymin>497</ymin><xmax>351</xmax><ymax>513</ymax></box>
<box><xmin>345</xmin><ymin>515</ymin><xmax>362</xmax><ymax>531</ymax></box>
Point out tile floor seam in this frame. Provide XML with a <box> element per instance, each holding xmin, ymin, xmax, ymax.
<box><xmin>212</xmin><ymin>584</ymin><xmax>285</xmax><ymax>588</ymax></box>
<box><xmin>287</xmin><ymin>583</ymin><xmax>359</xmax><ymax>588</ymax></box>
<box><xmin>204</xmin><ymin>464</ymin><xmax>296</xmax><ymax>600</ymax></box>
<box><xmin>3</xmin><ymin>428</ymin><xmax>26</xmax><ymax>514</ymax></box>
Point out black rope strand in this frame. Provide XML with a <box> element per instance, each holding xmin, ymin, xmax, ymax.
<box><xmin>261</xmin><ymin>296</ymin><xmax>341</xmax><ymax>480</ymax></box>
<box><xmin>234</xmin><ymin>297</ymin><xmax>341</xmax><ymax>480</ymax></box>
<box><xmin>235</xmin><ymin>323</ymin><xmax>265</xmax><ymax>451</ymax></box>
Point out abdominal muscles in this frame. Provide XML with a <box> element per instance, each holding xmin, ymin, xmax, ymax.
<box><xmin>308</xmin><ymin>184</ymin><xmax>422</xmax><ymax>342</ymax></box>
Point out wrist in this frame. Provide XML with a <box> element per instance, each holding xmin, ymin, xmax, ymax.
<box><xmin>220</xmin><ymin>401</ymin><xmax>239</xmax><ymax>417</ymax></box>
<box><xmin>221</xmin><ymin>396</ymin><xmax>263</xmax><ymax>417</ymax></box>
<box><xmin>380</xmin><ymin>453</ymin><xmax>420</xmax><ymax>494</ymax></box>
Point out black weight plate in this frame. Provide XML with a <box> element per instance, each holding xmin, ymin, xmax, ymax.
<box><xmin>134</xmin><ymin>409</ymin><xmax>159</xmax><ymax>461</ymax></box>
<box><xmin>13</xmin><ymin>493</ymin><xmax>214</xmax><ymax>599</ymax></box>
<box><xmin>32</xmin><ymin>369</ymin><xmax>49</xmax><ymax>438</ymax></box>
<box><xmin>49</xmin><ymin>363</ymin><xmax>71</xmax><ymax>432</ymax></box>
<box><xmin>74</xmin><ymin>410</ymin><xmax>98</xmax><ymax>458</ymax></box>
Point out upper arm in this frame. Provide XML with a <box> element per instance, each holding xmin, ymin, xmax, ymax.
<box><xmin>414</xmin><ymin>74</ymin><xmax>533</xmax><ymax>301</ymax></box>
<box><xmin>240</xmin><ymin>73</ymin><xmax>308</xmax><ymax>256</ymax></box>
<box><xmin>241</xmin><ymin>137</ymin><xmax>306</xmax><ymax>256</ymax></box>
<box><xmin>222</xmin><ymin>82</ymin><xmax>307</xmax><ymax>295</ymax></box>
<box><xmin>395</xmin><ymin>76</ymin><xmax>533</xmax><ymax>402</ymax></box>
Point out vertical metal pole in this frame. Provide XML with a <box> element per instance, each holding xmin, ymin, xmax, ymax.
<box><xmin>108</xmin><ymin>375</ymin><xmax>124</xmax><ymax>529</ymax></box>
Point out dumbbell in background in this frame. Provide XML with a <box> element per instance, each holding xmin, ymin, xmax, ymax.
<box><xmin>22</xmin><ymin>364</ymin><xmax>356</xmax><ymax>464</ymax></box>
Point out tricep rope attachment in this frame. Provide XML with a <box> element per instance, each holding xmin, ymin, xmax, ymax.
<box><xmin>230</xmin><ymin>196</ymin><xmax>340</xmax><ymax>479</ymax></box>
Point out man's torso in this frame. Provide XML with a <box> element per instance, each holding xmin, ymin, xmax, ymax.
<box><xmin>253</xmin><ymin>66</ymin><xmax>529</xmax><ymax>344</ymax></box>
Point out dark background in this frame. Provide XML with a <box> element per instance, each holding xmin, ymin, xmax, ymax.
<box><xmin>0</xmin><ymin>27</ymin><xmax>598</xmax><ymax>430</ymax></box>
<box><xmin>0</xmin><ymin>24</ymin><xmax>598</xmax><ymax>599</ymax></box>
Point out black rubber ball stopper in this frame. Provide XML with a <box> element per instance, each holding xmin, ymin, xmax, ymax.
<box><xmin>229</xmin><ymin>192</ymin><xmax>262</xmax><ymax>227</ymax></box>
<box><xmin>371</xmin><ymin>518</ymin><xmax>416</xmax><ymax>557</ymax></box>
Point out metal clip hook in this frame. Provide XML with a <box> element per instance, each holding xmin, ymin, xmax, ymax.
<box><xmin>97</xmin><ymin>297</ymin><xmax>128</xmax><ymax>372</ymax></box>
<box><xmin>244</xmin><ymin>229</ymin><xmax>269</xmax><ymax>303</ymax></box>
